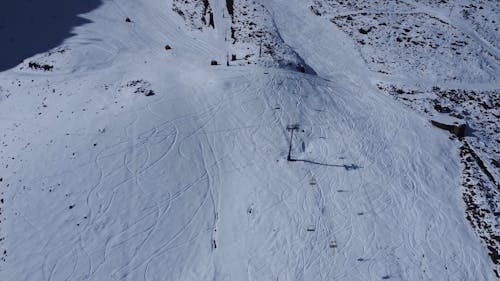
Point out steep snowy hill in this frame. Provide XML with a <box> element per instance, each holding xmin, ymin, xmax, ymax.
<box><xmin>0</xmin><ymin>0</ymin><xmax>498</xmax><ymax>280</ymax></box>
<box><xmin>304</xmin><ymin>0</ymin><xmax>500</xmax><ymax>272</ymax></box>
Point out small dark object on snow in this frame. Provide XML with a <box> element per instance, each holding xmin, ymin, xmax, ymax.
<box><xmin>297</xmin><ymin>64</ymin><xmax>305</xmax><ymax>73</ymax></box>
<box><xmin>211</xmin><ymin>60</ymin><xmax>219</xmax><ymax>65</ymax></box>
<box><xmin>69</xmin><ymin>204</ymin><xmax>75</xmax><ymax>209</ymax></box>
<box><xmin>231</xmin><ymin>54</ymin><xmax>237</xmax><ymax>61</ymax></box>
<box><xmin>286</xmin><ymin>124</ymin><xmax>300</xmax><ymax>131</ymax></box>
<box><xmin>358</xmin><ymin>27</ymin><xmax>373</xmax><ymax>34</ymax></box>
<box><xmin>143</xmin><ymin>90</ymin><xmax>155</xmax><ymax>96</ymax></box>
<box><xmin>434</xmin><ymin>104</ymin><xmax>451</xmax><ymax>113</ymax></box>
<box><xmin>125</xmin><ymin>17</ymin><xmax>132</xmax><ymax>22</ymax></box>
<box><xmin>164</xmin><ymin>44</ymin><xmax>172</xmax><ymax>50</ymax></box>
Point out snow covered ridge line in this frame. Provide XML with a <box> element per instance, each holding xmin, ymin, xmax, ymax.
<box><xmin>375</xmin><ymin>84</ymin><xmax>499</xmax><ymax>188</ymax></box>
<box><xmin>309</xmin><ymin>0</ymin><xmax>499</xmax><ymax>81</ymax></box>
<box><xmin>305</xmin><ymin>0</ymin><xmax>500</xmax><ymax>275</ymax></box>
<box><xmin>173</xmin><ymin>0</ymin><xmax>315</xmax><ymax>73</ymax></box>
<box><xmin>224</xmin><ymin>0</ymin><xmax>316</xmax><ymax>73</ymax></box>
<box><xmin>376</xmin><ymin>82</ymin><xmax>500</xmax><ymax>276</ymax></box>
<box><xmin>309</xmin><ymin>0</ymin><xmax>499</xmax><ymax>51</ymax></box>
<box><xmin>413</xmin><ymin>0</ymin><xmax>499</xmax><ymax>49</ymax></box>
<box><xmin>329</xmin><ymin>11</ymin><xmax>495</xmax><ymax>81</ymax></box>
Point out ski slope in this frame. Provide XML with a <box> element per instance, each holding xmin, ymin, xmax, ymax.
<box><xmin>0</xmin><ymin>0</ymin><xmax>496</xmax><ymax>280</ymax></box>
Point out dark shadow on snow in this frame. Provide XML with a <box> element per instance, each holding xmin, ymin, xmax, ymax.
<box><xmin>288</xmin><ymin>158</ymin><xmax>361</xmax><ymax>170</ymax></box>
<box><xmin>285</xmin><ymin>125</ymin><xmax>360</xmax><ymax>171</ymax></box>
<box><xmin>0</xmin><ymin>0</ymin><xmax>103</xmax><ymax>71</ymax></box>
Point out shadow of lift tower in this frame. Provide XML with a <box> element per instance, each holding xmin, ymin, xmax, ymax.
<box><xmin>286</xmin><ymin>123</ymin><xmax>361</xmax><ymax>170</ymax></box>
<box><xmin>286</xmin><ymin>124</ymin><xmax>300</xmax><ymax>161</ymax></box>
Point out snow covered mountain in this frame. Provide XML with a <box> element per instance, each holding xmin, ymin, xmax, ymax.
<box><xmin>0</xmin><ymin>0</ymin><xmax>498</xmax><ymax>280</ymax></box>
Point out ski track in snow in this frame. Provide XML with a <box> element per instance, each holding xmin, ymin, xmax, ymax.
<box><xmin>0</xmin><ymin>0</ymin><xmax>497</xmax><ymax>280</ymax></box>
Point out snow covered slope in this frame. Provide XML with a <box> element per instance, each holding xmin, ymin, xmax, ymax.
<box><xmin>0</xmin><ymin>0</ymin><xmax>497</xmax><ymax>280</ymax></box>
<box><xmin>304</xmin><ymin>0</ymin><xmax>500</xmax><ymax>272</ymax></box>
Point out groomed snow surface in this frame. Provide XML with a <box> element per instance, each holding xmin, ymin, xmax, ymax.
<box><xmin>0</xmin><ymin>0</ymin><xmax>497</xmax><ymax>280</ymax></box>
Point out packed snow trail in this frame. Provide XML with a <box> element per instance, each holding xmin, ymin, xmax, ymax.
<box><xmin>0</xmin><ymin>0</ymin><xmax>495</xmax><ymax>280</ymax></box>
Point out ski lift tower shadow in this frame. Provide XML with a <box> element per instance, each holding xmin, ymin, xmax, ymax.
<box><xmin>286</xmin><ymin>123</ymin><xmax>300</xmax><ymax>161</ymax></box>
<box><xmin>286</xmin><ymin>123</ymin><xmax>362</xmax><ymax>171</ymax></box>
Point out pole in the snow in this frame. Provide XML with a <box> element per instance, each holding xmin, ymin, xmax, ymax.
<box><xmin>259</xmin><ymin>38</ymin><xmax>262</xmax><ymax>58</ymax></box>
<box><xmin>286</xmin><ymin>124</ymin><xmax>299</xmax><ymax>161</ymax></box>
